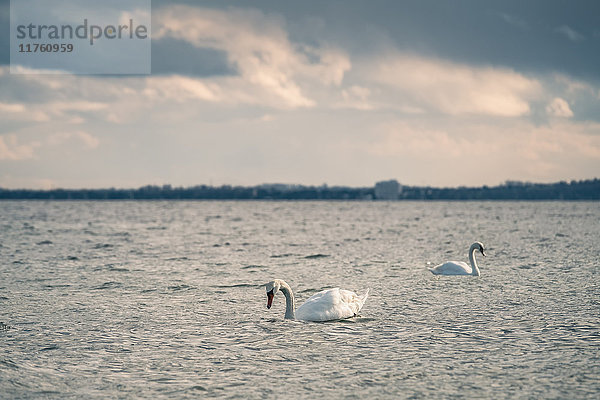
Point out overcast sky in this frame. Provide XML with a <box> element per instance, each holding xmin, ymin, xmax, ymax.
<box><xmin>1</xmin><ymin>0</ymin><xmax>599</xmax><ymax>189</ymax></box>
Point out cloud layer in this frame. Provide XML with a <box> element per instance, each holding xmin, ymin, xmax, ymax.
<box><xmin>365</xmin><ymin>54</ymin><xmax>542</xmax><ymax>117</ymax></box>
<box><xmin>153</xmin><ymin>5</ymin><xmax>350</xmax><ymax>108</ymax></box>
<box><xmin>1</xmin><ymin>2</ymin><xmax>599</xmax><ymax>189</ymax></box>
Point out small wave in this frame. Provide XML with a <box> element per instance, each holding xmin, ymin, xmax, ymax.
<box><xmin>67</xmin><ymin>256</ymin><xmax>79</xmax><ymax>261</ymax></box>
<box><xmin>304</xmin><ymin>254</ymin><xmax>330</xmax><ymax>259</ymax></box>
<box><xmin>299</xmin><ymin>288</ymin><xmax>319</xmax><ymax>293</ymax></box>
<box><xmin>44</xmin><ymin>284</ymin><xmax>71</xmax><ymax>289</ymax></box>
<box><xmin>36</xmin><ymin>240</ymin><xmax>53</xmax><ymax>245</ymax></box>
<box><xmin>241</xmin><ymin>265</ymin><xmax>266</xmax><ymax>270</ymax></box>
<box><xmin>167</xmin><ymin>284</ymin><xmax>195</xmax><ymax>291</ymax></box>
<box><xmin>91</xmin><ymin>281</ymin><xmax>122</xmax><ymax>290</ymax></box>
<box><xmin>109</xmin><ymin>231</ymin><xmax>130</xmax><ymax>237</ymax></box>
<box><xmin>0</xmin><ymin>322</ymin><xmax>11</xmax><ymax>330</ymax></box>
<box><xmin>94</xmin><ymin>243</ymin><xmax>114</xmax><ymax>249</ymax></box>
<box><xmin>94</xmin><ymin>264</ymin><xmax>129</xmax><ymax>272</ymax></box>
<box><xmin>519</xmin><ymin>263</ymin><xmax>537</xmax><ymax>269</ymax></box>
<box><xmin>214</xmin><ymin>283</ymin><xmax>261</xmax><ymax>289</ymax></box>
<box><xmin>151</xmin><ymin>376</ymin><xmax>175</xmax><ymax>383</ymax></box>
<box><xmin>270</xmin><ymin>253</ymin><xmax>296</xmax><ymax>258</ymax></box>
<box><xmin>186</xmin><ymin>385</ymin><xmax>208</xmax><ymax>392</ymax></box>
<box><xmin>0</xmin><ymin>358</ymin><xmax>17</xmax><ymax>369</ymax></box>
<box><xmin>166</xmin><ymin>256</ymin><xmax>189</xmax><ymax>261</ymax></box>
<box><xmin>147</xmin><ymin>226</ymin><xmax>167</xmax><ymax>230</ymax></box>
<box><xmin>261</xmin><ymin>318</ymin><xmax>282</xmax><ymax>324</ymax></box>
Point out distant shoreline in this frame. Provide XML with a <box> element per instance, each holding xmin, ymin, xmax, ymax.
<box><xmin>1</xmin><ymin>179</ymin><xmax>598</xmax><ymax>201</ymax></box>
<box><xmin>0</xmin><ymin>199</ymin><xmax>598</xmax><ymax>202</ymax></box>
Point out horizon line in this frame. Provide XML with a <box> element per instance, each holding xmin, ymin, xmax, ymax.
<box><xmin>1</xmin><ymin>177</ymin><xmax>599</xmax><ymax>192</ymax></box>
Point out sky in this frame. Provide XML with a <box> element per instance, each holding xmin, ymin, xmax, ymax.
<box><xmin>1</xmin><ymin>0</ymin><xmax>599</xmax><ymax>189</ymax></box>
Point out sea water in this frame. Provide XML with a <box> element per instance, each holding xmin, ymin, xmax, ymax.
<box><xmin>1</xmin><ymin>201</ymin><xmax>598</xmax><ymax>398</ymax></box>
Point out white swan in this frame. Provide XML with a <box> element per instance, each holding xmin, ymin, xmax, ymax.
<box><xmin>264</xmin><ymin>279</ymin><xmax>369</xmax><ymax>321</ymax></box>
<box><xmin>428</xmin><ymin>242</ymin><xmax>486</xmax><ymax>276</ymax></box>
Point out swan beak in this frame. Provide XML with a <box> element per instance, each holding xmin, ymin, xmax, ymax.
<box><xmin>481</xmin><ymin>250</ymin><xmax>486</xmax><ymax>257</ymax></box>
<box><xmin>266</xmin><ymin>290</ymin><xmax>274</xmax><ymax>309</ymax></box>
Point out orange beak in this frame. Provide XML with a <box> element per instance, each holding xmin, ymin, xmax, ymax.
<box><xmin>267</xmin><ymin>291</ymin><xmax>274</xmax><ymax>309</ymax></box>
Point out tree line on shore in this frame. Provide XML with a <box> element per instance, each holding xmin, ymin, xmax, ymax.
<box><xmin>0</xmin><ymin>179</ymin><xmax>598</xmax><ymax>200</ymax></box>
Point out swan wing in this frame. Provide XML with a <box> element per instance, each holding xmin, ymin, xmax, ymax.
<box><xmin>428</xmin><ymin>261</ymin><xmax>471</xmax><ymax>275</ymax></box>
<box><xmin>295</xmin><ymin>288</ymin><xmax>369</xmax><ymax>322</ymax></box>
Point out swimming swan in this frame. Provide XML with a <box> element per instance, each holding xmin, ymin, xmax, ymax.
<box><xmin>428</xmin><ymin>242</ymin><xmax>486</xmax><ymax>276</ymax></box>
<box><xmin>264</xmin><ymin>279</ymin><xmax>369</xmax><ymax>321</ymax></box>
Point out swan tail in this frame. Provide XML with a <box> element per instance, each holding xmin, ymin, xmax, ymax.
<box><xmin>359</xmin><ymin>288</ymin><xmax>370</xmax><ymax>305</ymax></box>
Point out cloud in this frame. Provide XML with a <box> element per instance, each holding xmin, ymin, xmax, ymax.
<box><xmin>553</xmin><ymin>74</ymin><xmax>594</xmax><ymax>95</ymax></box>
<box><xmin>48</xmin><ymin>101</ymin><xmax>108</xmax><ymax>113</ymax></box>
<box><xmin>0</xmin><ymin>102</ymin><xmax>26</xmax><ymax>113</ymax></box>
<box><xmin>368</xmin><ymin>121</ymin><xmax>486</xmax><ymax>159</ymax></box>
<box><xmin>336</xmin><ymin>85</ymin><xmax>374</xmax><ymax>110</ymax></box>
<box><xmin>142</xmin><ymin>75</ymin><xmax>222</xmax><ymax>103</ymax></box>
<box><xmin>366</xmin><ymin>118</ymin><xmax>600</xmax><ymax>185</ymax></box>
<box><xmin>2</xmin><ymin>5</ymin><xmax>600</xmax><ymax>189</ymax></box>
<box><xmin>0</xmin><ymin>128</ymin><xmax>99</xmax><ymax>163</ymax></box>
<box><xmin>0</xmin><ymin>130</ymin><xmax>99</xmax><ymax>162</ymax></box>
<box><xmin>118</xmin><ymin>7</ymin><xmax>151</xmax><ymax>28</ymax></box>
<box><xmin>546</xmin><ymin>97</ymin><xmax>574</xmax><ymax>118</ymax></box>
<box><xmin>555</xmin><ymin>25</ymin><xmax>585</xmax><ymax>42</ymax></box>
<box><xmin>153</xmin><ymin>5</ymin><xmax>351</xmax><ymax>109</ymax></box>
<box><xmin>0</xmin><ymin>95</ymin><xmax>108</xmax><ymax>124</ymax></box>
<box><xmin>366</xmin><ymin>53</ymin><xmax>541</xmax><ymax>116</ymax></box>
<box><xmin>0</xmin><ymin>134</ymin><xmax>40</xmax><ymax>160</ymax></box>
<box><xmin>496</xmin><ymin>12</ymin><xmax>529</xmax><ymax>30</ymax></box>
<box><xmin>48</xmin><ymin>131</ymin><xmax>100</xmax><ymax>149</ymax></box>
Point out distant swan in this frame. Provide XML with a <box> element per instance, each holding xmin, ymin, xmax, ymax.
<box><xmin>428</xmin><ymin>242</ymin><xmax>486</xmax><ymax>276</ymax></box>
<box><xmin>264</xmin><ymin>279</ymin><xmax>369</xmax><ymax>321</ymax></box>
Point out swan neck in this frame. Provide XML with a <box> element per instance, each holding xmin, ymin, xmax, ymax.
<box><xmin>279</xmin><ymin>281</ymin><xmax>296</xmax><ymax>319</ymax></box>
<box><xmin>469</xmin><ymin>246</ymin><xmax>480</xmax><ymax>276</ymax></box>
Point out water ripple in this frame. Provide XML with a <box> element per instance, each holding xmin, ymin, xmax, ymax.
<box><xmin>0</xmin><ymin>201</ymin><xmax>598</xmax><ymax>398</ymax></box>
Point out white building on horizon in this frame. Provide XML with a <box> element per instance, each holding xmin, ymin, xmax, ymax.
<box><xmin>374</xmin><ymin>179</ymin><xmax>401</xmax><ymax>200</ymax></box>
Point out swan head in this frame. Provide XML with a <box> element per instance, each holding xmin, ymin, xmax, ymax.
<box><xmin>475</xmin><ymin>241</ymin><xmax>486</xmax><ymax>257</ymax></box>
<box><xmin>264</xmin><ymin>280</ymin><xmax>282</xmax><ymax>309</ymax></box>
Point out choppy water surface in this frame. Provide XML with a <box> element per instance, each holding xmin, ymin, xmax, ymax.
<box><xmin>1</xmin><ymin>201</ymin><xmax>599</xmax><ymax>398</ymax></box>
